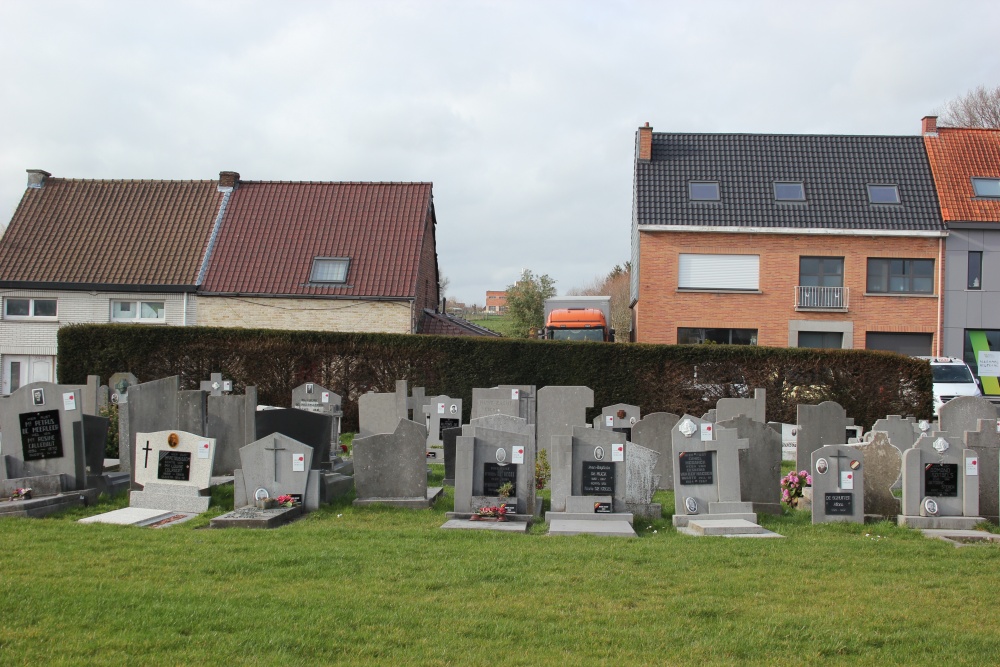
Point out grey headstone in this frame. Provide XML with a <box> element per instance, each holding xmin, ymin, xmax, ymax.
<box><xmin>624</xmin><ymin>441</ymin><xmax>659</xmax><ymax>506</ymax></box>
<box><xmin>422</xmin><ymin>396</ymin><xmax>463</xmax><ymax>447</ymax></box>
<box><xmin>901</xmin><ymin>432</ymin><xmax>979</xmax><ymax>520</ymax></box>
<box><xmin>292</xmin><ymin>382</ymin><xmax>344</xmax><ymax>444</ymax></box>
<box><xmin>536</xmin><ymin>386</ymin><xmax>593</xmax><ymax>455</ymax></box>
<box><xmin>453</xmin><ymin>426</ymin><xmax>531</xmax><ymax>515</ymax></box>
<box><xmin>671</xmin><ymin>414</ymin><xmax>754</xmax><ymax>526</ymax></box>
<box><xmin>200</xmin><ymin>372</ymin><xmax>232</xmax><ymax>396</ymax></box>
<box><xmin>631</xmin><ymin>412</ymin><xmax>679</xmax><ymax>490</ymax></box>
<box><xmin>716</xmin><ymin>388</ymin><xmax>766</xmax><ymax>423</ymax></box>
<box><xmin>796</xmin><ymin>401</ymin><xmax>854</xmax><ymax>473</ymax></box>
<box><xmin>82</xmin><ymin>414</ymin><xmax>110</xmax><ymax>474</ymax></box>
<box><xmin>939</xmin><ymin>396</ymin><xmax>998</xmax><ymax>435</ymax></box>
<box><xmin>964</xmin><ymin>418</ymin><xmax>1000</xmax><ymax>523</ymax></box>
<box><xmin>128</xmin><ymin>376</ymin><xmax>182</xmax><ymax>487</ymax></box>
<box><xmin>464</xmin><ymin>413</ymin><xmax>537</xmax><ymax>515</ymax></box>
<box><xmin>0</xmin><ymin>381</ymin><xmax>90</xmax><ymax>491</ymax></box>
<box><xmin>870</xmin><ymin>415</ymin><xmax>920</xmax><ymax>452</ymax></box>
<box><xmin>255</xmin><ymin>408</ymin><xmax>332</xmax><ymax>469</ymax></box>
<box><xmin>407</xmin><ymin>385</ymin><xmax>429</xmax><ymax>423</ymax></box>
<box><xmin>395</xmin><ymin>380</ymin><xmax>410</xmax><ymax>423</ymax></box>
<box><xmin>235</xmin><ymin>433</ymin><xmax>316</xmax><ymax>511</ymax></box>
<box><xmin>854</xmin><ymin>431</ymin><xmax>902</xmax><ymax>519</ymax></box>
<box><xmin>353</xmin><ymin>419</ymin><xmax>428</xmax><ymax>502</ymax></box>
<box><xmin>358</xmin><ymin>391</ymin><xmax>406</xmax><ymax>438</ymax></box>
<box><xmin>811</xmin><ymin>444</ymin><xmax>864</xmax><ymax>524</ymax></box>
<box><xmin>550</xmin><ymin>426</ymin><xmax>629</xmax><ymax>513</ymax></box>
<box><xmin>207</xmin><ymin>388</ymin><xmax>257</xmax><ymax>476</ymax></box>
<box><xmin>471</xmin><ymin>385</ymin><xmax>536</xmax><ymax>424</ymax></box>
<box><xmin>108</xmin><ymin>372</ymin><xmax>139</xmax><ymax>406</ymax></box>
<box><xmin>718</xmin><ymin>415</ymin><xmax>782</xmax><ymax>515</ymax></box>
<box><xmin>442</xmin><ymin>425</ymin><xmax>462</xmax><ymax>485</ymax></box>
<box><xmin>596</xmin><ymin>403</ymin><xmax>641</xmax><ymax>442</ymax></box>
<box><xmin>130</xmin><ymin>430</ymin><xmax>217</xmax><ymax>513</ymax></box>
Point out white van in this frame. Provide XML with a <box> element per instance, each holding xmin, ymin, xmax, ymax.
<box><xmin>915</xmin><ymin>356</ymin><xmax>983</xmax><ymax>415</ymax></box>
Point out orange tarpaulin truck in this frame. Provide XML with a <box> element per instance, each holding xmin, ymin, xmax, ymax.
<box><xmin>543</xmin><ymin>296</ymin><xmax>613</xmax><ymax>342</ymax></box>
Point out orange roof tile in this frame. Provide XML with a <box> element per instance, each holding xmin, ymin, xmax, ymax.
<box><xmin>923</xmin><ymin>127</ymin><xmax>1000</xmax><ymax>222</ymax></box>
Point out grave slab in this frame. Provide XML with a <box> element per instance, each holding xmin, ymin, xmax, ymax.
<box><xmin>210</xmin><ymin>505</ymin><xmax>303</xmax><ymax>529</ymax></box>
<box><xmin>547</xmin><ymin>519</ymin><xmax>636</xmax><ymax>537</ymax></box>
<box><xmin>678</xmin><ymin>519</ymin><xmax>784</xmax><ymax>538</ymax></box>
<box><xmin>78</xmin><ymin>507</ymin><xmax>176</xmax><ymax>526</ymax></box>
<box><xmin>440</xmin><ymin>519</ymin><xmax>530</xmax><ymax>532</ymax></box>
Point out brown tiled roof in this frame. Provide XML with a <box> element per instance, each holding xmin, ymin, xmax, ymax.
<box><xmin>924</xmin><ymin>127</ymin><xmax>1000</xmax><ymax>222</ymax></box>
<box><xmin>200</xmin><ymin>182</ymin><xmax>433</xmax><ymax>298</ymax></box>
<box><xmin>420</xmin><ymin>309</ymin><xmax>502</xmax><ymax>337</ymax></box>
<box><xmin>0</xmin><ymin>177</ymin><xmax>222</xmax><ymax>287</ymax></box>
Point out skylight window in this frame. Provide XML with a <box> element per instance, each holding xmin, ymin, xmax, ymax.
<box><xmin>867</xmin><ymin>185</ymin><xmax>900</xmax><ymax>204</ymax></box>
<box><xmin>774</xmin><ymin>182</ymin><xmax>805</xmax><ymax>201</ymax></box>
<box><xmin>689</xmin><ymin>182</ymin><xmax>720</xmax><ymax>201</ymax></box>
<box><xmin>972</xmin><ymin>178</ymin><xmax>1000</xmax><ymax>198</ymax></box>
<box><xmin>310</xmin><ymin>257</ymin><xmax>350</xmax><ymax>283</ymax></box>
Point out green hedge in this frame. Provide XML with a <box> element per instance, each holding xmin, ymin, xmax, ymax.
<box><xmin>57</xmin><ymin>324</ymin><xmax>933</xmax><ymax>431</ymax></box>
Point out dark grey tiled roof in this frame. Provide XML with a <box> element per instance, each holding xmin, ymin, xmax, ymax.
<box><xmin>635</xmin><ymin>133</ymin><xmax>944</xmax><ymax>231</ymax></box>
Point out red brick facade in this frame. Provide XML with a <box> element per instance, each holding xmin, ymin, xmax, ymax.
<box><xmin>635</xmin><ymin>230</ymin><xmax>942</xmax><ymax>348</ymax></box>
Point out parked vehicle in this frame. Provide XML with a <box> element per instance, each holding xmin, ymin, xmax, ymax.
<box><xmin>543</xmin><ymin>296</ymin><xmax>613</xmax><ymax>342</ymax></box>
<box><xmin>915</xmin><ymin>356</ymin><xmax>982</xmax><ymax>415</ymax></box>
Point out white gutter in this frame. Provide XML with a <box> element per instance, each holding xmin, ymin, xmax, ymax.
<box><xmin>936</xmin><ymin>236</ymin><xmax>943</xmax><ymax>356</ymax></box>
<box><xmin>637</xmin><ymin>225</ymin><xmax>947</xmax><ymax>238</ymax></box>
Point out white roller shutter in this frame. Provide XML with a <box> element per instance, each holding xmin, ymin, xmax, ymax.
<box><xmin>678</xmin><ymin>254</ymin><xmax>759</xmax><ymax>290</ymax></box>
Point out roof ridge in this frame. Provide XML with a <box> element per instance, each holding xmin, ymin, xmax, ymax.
<box><xmin>651</xmin><ymin>131</ymin><xmax>921</xmax><ymax>139</ymax></box>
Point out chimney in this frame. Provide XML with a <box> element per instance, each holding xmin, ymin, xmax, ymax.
<box><xmin>26</xmin><ymin>169</ymin><xmax>51</xmax><ymax>189</ymax></box>
<box><xmin>218</xmin><ymin>171</ymin><xmax>240</xmax><ymax>191</ymax></box>
<box><xmin>921</xmin><ymin>116</ymin><xmax>938</xmax><ymax>136</ymax></box>
<box><xmin>637</xmin><ymin>122</ymin><xmax>653</xmax><ymax>161</ymax></box>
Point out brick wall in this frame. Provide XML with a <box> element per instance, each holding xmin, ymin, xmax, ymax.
<box><xmin>197</xmin><ymin>296</ymin><xmax>412</xmax><ymax>333</ymax></box>
<box><xmin>635</xmin><ymin>231</ymin><xmax>942</xmax><ymax>347</ymax></box>
<box><xmin>412</xmin><ymin>207</ymin><xmax>440</xmax><ymax>332</ymax></box>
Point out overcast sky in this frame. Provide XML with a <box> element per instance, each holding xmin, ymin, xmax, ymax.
<box><xmin>1</xmin><ymin>1</ymin><xmax>997</xmax><ymax>306</ymax></box>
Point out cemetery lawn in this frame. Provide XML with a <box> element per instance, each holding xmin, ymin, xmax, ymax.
<box><xmin>3</xmin><ymin>475</ymin><xmax>1000</xmax><ymax>665</ymax></box>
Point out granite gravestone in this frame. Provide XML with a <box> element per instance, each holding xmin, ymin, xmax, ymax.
<box><xmin>899</xmin><ymin>432</ymin><xmax>982</xmax><ymax>529</ymax></box>
<box><xmin>716</xmin><ymin>388</ymin><xmax>766</xmax><ymax>424</ymax></box>
<box><xmin>717</xmin><ymin>415</ymin><xmax>782</xmax><ymax>515</ymax></box>
<box><xmin>255</xmin><ymin>407</ymin><xmax>332</xmax><ymax>469</ymax></box>
<box><xmin>938</xmin><ymin>396</ymin><xmax>997</xmax><ymax>435</ymax></box>
<box><xmin>471</xmin><ymin>385</ymin><xmax>536</xmax><ymax>425</ymax></box>
<box><xmin>442</xmin><ymin>425</ymin><xmax>462</xmax><ymax>486</ymax></box>
<box><xmin>964</xmin><ymin>419</ymin><xmax>1000</xmax><ymax>523</ymax></box>
<box><xmin>108</xmin><ymin>372</ymin><xmax>139</xmax><ymax>474</ymax></box>
<box><xmin>796</xmin><ymin>401</ymin><xmax>855</xmax><ymax>473</ymax></box>
<box><xmin>234</xmin><ymin>433</ymin><xmax>319</xmax><ymax>511</ymax></box>
<box><xmin>535</xmin><ymin>386</ymin><xmax>593</xmax><ymax>455</ymax></box>
<box><xmin>423</xmin><ymin>396</ymin><xmax>463</xmax><ymax>448</ymax></box>
<box><xmin>291</xmin><ymin>382</ymin><xmax>343</xmax><ymax>444</ymax></box>
<box><xmin>623</xmin><ymin>441</ymin><xmax>661</xmax><ymax>518</ymax></box>
<box><xmin>205</xmin><ymin>379</ymin><xmax>257</xmax><ymax>476</ymax></box>
<box><xmin>549</xmin><ymin>426</ymin><xmax>629</xmax><ymax>515</ymax></box>
<box><xmin>459</xmin><ymin>413</ymin><xmax>538</xmax><ymax>515</ymax></box>
<box><xmin>127</xmin><ymin>376</ymin><xmax>208</xmax><ymax>488</ymax></box>
<box><xmin>854</xmin><ymin>431</ymin><xmax>903</xmax><ymax>519</ymax></box>
<box><xmin>130</xmin><ymin>430</ymin><xmax>217</xmax><ymax>513</ymax></box>
<box><xmin>358</xmin><ymin>384</ymin><xmax>408</xmax><ymax>438</ymax></box>
<box><xmin>451</xmin><ymin>425</ymin><xmax>531</xmax><ymax>517</ymax></box>
<box><xmin>811</xmin><ymin>445</ymin><xmax>864</xmax><ymax>524</ymax></box>
<box><xmin>594</xmin><ymin>403</ymin><xmax>641</xmax><ymax>442</ymax></box>
<box><xmin>352</xmin><ymin>419</ymin><xmax>442</xmax><ymax>508</ymax></box>
<box><xmin>671</xmin><ymin>415</ymin><xmax>755</xmax><ymax>527</ymax></box>
<box><xmin>631</xmin><ymin>412</ymin><xmax>679</xmax><ymax>490</ymax></box>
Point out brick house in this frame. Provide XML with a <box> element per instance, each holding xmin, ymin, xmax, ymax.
<box><xmin>922</xmin><ymin>116</ymin><xmax>1000</xmax><ymax>395</ymax></box>
<box><xmin>630</xmin><ymin>124</ymin><xmax>946</xmax><ymax>353</ymax></box>
<box><xmin>0</xmin><ymin>170</ymin><xmax>447</xmax><ymax>393</ymax></box>
<box><xmin>198</xmin><ymin>175</ymin><xmax>440</xmax><ymax>335</ymax></box>
<box><xmin>485</xmin><ymin>290</ymin><xmax>508</xmax><ymax>314</ymax></box>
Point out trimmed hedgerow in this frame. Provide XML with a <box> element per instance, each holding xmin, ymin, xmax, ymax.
<box><xmin>57</xmin><ymin>324</ymin><xmax>932</xmax><ymax>430</ymax></box>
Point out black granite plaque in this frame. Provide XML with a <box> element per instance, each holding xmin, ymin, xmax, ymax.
<box><xmin>439</xmin><ymin>418</ymin><xmax>460</xmax><ymax>440</ymax></box>
<box><xmin>678</xmin><ymin>451</ymin><xmax>713</xmax><ymax>486</ymax></box>
<box><xmin>825</xmin><ymin>492</ymin><xmax>853</xmax><ymax>515</ymax></box>
<box><xmin>581</xmin><ymin>460</ymin><xmax>615</xmax><ymax>495</ymax></box>
<box><xmin>19</xmin><ymin>410</ymin><xmax>63</xmax><ymax>461</ymax></box>
<box><xmin>482</xmin><ymin>462</ymin><xmax>518</xmax><ymax>496</ymax></box>
<box><xmin>594</xmin><ymin>501</ymin><xmax>612</xmax><ymax>513</ymax></box>
<box><xmin>158</xmin><ymin>451</ymin><xmax>192</xmax><ymax>481</ymax></box>
<box><xmin>924</xmin><ymin>463</ymin><xmax>958</xmax><ymax>497</ymax></box>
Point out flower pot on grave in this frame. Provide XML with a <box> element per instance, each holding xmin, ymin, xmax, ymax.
<box><xmin>256</xmin><ymin>498</ymin><xmax>278</xmax><ymax>510</ymax></box>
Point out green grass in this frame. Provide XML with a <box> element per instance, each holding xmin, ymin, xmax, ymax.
<box><xmin>3</xmin><ymin>468</ymin><xmax>1000</xmax><ymax>665</ymax></box>
<box><xmin>465</xmin><ymin>313</ymin><xmax>519</xmax><ymax>337</ymax></box>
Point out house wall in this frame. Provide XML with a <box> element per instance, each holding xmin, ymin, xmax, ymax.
<box><xmin>635</xmin><ymin>231</ymin><xmax>941</xmax><ymax>348</ymax></box>
<box><xmin>197</xmin><ymin>296</ymin><xmax>413</xmax><ymax>334</ymax></box>
<box><xmin>412</xmin><ymin>210</ymin><xmax>440</xmax><ymax>332</ymax></box>
<box><xmin>0</xmin><ymin>288</ymin><xmax>194</xmax><ymax>356</ymax></box>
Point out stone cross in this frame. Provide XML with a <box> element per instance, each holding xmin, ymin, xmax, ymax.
<box><xmin>264</xmin><ymin>438</ymin><xmax>287</xmax><ymax>485</ymax></box>
<box><xmin>199</xmin><ymin>372</ymin><xmax>231</xmax><ymax>397</ymax></box>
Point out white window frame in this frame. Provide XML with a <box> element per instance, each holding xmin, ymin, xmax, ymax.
<box><xmin>111</xmin><ymin>300</ymin><xmax>166</xmax><ymax>324</ymax></box>
<box><xmin>4</xmin><ymin>297</ymin><xmax>58</xmax><ymax>321</ymax></box>
<box><xmin>678</xmin><ymin>254</ymin><xmax>760</xmax><ymax>291</ymax></box>
<box><xmin>310</xmin><ymin>257</ymin><xmax>350</xmax><ymax>284</ymax></box>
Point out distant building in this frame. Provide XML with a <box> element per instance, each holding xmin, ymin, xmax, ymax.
<box><xmin>486</xmin><ymin>290</ymin><xmax>508</xmax><ymax>314</ymax></box>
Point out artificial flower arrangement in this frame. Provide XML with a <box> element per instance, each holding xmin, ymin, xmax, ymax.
<box><xmin>780</xmin><ymin>470</ymin><xmax>812</xmax><ymax>509</ymax></box>
<box><xmin>10</xmin><ymin>487</ymin><xmax>32</xmax><ymax>501</ymax></box>
<box><xmin>276</xmin><ymin>494</ymin><xmax>296</xmax><ymax>508</ymax></box>
<box><xmin>471</xmin><ymin>503</ymin><xmax>508</xmax><ymax>521</ymax></box>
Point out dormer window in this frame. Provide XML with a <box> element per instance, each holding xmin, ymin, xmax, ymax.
<box><xmin>689</xmin><ymin>182</ymin><xmax>720</xmax><ymax>201</ymax></box>
<box><xmin>972</xmin><ymin>178</ymin><xmax>1000</xmax><ymax>198</ymax></box>
<box><xmin>867</xmin><ymin>184</ymin><xmax>900</xmax><ymax>204</ymax></box>
<box><xmin>310</xmin><ymin>257</ymin><xmax>350</xmax><ymax>283</ymax></box>
<box><xmin>774</xmin><ymin>182</ymin><xmax>805</xmax><ymax>201</ymax></box>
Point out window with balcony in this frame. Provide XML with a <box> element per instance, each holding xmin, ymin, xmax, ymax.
<box><xmin>797</xmin><ymin>256</ymin><xmax>846</xmax><ymax>309</ymax></box>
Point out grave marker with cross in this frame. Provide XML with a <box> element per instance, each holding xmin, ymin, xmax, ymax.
<box><xmin>199</xmin><ymin>372</ymin><xmax>232</xmax><ymax>397</ymax></box>
<box><xmin>811</xmin><ymin>444</ymin><xmax>864</xmax><ymax>524</ymax></box>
